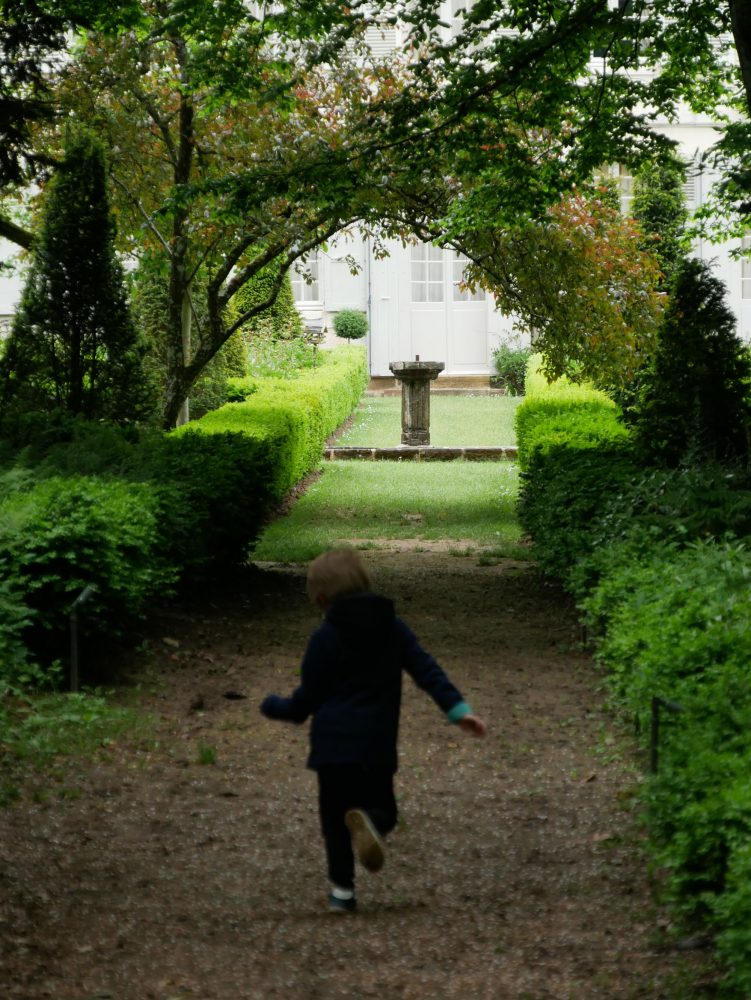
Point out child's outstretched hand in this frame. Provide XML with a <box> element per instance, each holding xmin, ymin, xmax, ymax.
<box><xmin>459</xmin><ymin>714</ymin><xmax>487</xmax><ymax>737</ymax></box>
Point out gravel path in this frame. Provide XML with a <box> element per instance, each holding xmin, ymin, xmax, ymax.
<box><xmin>0</xmin><ymin>551</ymin><xmax>714</xmax><ymax>999</ymax></box>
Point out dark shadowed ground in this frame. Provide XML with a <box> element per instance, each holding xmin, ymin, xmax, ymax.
<box><xmin>0</xmin><ymin>549</ymin><xmax>717</xmax><ymax>999</ymax></box>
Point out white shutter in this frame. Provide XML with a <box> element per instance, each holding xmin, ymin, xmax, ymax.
<box><xmin>363</xmin><ymin>23</ymin><xmax>399</xmax><ymax>57</ymax></box>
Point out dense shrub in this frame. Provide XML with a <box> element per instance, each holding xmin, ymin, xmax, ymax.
<box><xmin>518</xmin><ymin>444</ymin><xmax>640</xmax><ymax>582</ymax></box>
<box><xmin>190</xmin><ymin>346</ymin><xmax>368</xmax><ymax>496</ymax></box>
<box><xmin>0</xmin><ymin>345</ymin><xmax>367</xmax><ymax>683</ymax></box>
<box><xmin>333</xmin><ymin>310</ymin><xmax>368</xmax><ymax>341</ymax></box>
<box><xmin>519</xmin><ymin>355</ymin><xmax>751</xmax><ymax>997</ymax></box>
<box><xmin>632</xmin><ymin>258</ymin><xmax>751</xmax><ymax>466</ymax></box>
<box><xmin>491</xmin><ymin>341</ymin><xmax>533</xmax><ymax>395</ymax></box>
<box><xmin>581</xmin><ymin>539</ymin><xmax>751</xmax><ymax>991</ymax></box>
<box><xmin>139</xmin><ymin>431</ymin><xmax>277</xmax><ymax>577</ymax></box>
<box><xmin>0</xmin><ymin>578</ymin><xmax>36</xmax><ymax>689</ymax></box>
<box><xmin>0</xmin><ymin>475</ymin><xmax>175</xmax><ymax>675</ymax></box>
<box><xmin>231</xmin><ymin>261</ymin><xmax>304</xmax><ymax>342</ymax></box>
<box><xmin>515</xmin><ymin>356</ymin><xmax>628</xmax><ymax>471</ymax></box>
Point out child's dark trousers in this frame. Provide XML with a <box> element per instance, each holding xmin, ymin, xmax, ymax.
<box><xmin>317</xmin><ymin>764</ymin><xmax>398</xmax><ymax>889</ymax></box>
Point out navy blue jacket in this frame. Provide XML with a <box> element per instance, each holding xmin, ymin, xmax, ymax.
<box><xmin>260</xmin><ymin>592</ymin><xmax>469</xmax><ymax>773</ymax></box>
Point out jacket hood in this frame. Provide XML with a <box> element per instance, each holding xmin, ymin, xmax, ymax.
<box><xmin>325</xmin><ymin>592</ymin><xmax>396</xmax><ymax>652</ymax></box>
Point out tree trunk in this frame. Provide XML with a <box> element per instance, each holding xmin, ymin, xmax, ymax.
<box><xmin>730</xmin><ymin>0</ymin><xmax>751</xmax><ymax>118</ymax></box>
<box><xmin>161</xmin><ymin>35</ymin><xmax>194</xmax><ymax>430</ymax></box>
<box><xmin>176</xmin><ymin>290</ymin><xmax>191</xmax><ymax>426</ymax></box>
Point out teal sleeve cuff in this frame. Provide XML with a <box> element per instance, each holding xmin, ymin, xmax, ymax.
<box><xmin>447</xmin><ymin>701</ymin><xmax>472</xmax><ymax>724</ymax></box>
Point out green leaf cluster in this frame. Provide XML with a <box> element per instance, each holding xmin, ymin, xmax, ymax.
<box><xmin>491</xmin><ymin>342</ymin><xmax>533</xmax><ymax>395</ymax></box>
<box><xmin>332</xmin><ymin>310</ymin><xmax>368</xmax><ymax>342</ymax></box>
<box><xmin>517</xmin><ymin>357</ymin><xmax>751</xmax><ymax>997</ymax></box>
<box><xmin>0</xmin><ymin>473</ymin><xmax>175</xmax><ymax>681</ymax></box>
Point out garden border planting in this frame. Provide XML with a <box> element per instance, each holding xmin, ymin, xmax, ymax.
<box><xmin>515</xmin><ymin>355</ymin><xmax>751</xmax><ymax>998</ymax></box>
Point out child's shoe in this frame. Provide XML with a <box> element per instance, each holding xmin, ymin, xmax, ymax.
<box><xmin>328</xmin><ymin>887</ymin><xmax>357</xmax><ymax>914</ymax></box>
<box><xmin>345</xmin><ymin>809</ymin><xmax>385</xmax><ymax>872</ymax></box>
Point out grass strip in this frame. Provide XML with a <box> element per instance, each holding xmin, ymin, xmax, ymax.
<box><xmin>252</xmin><ymin>460</ymin><xmax>525</xmax><ymax>563</ymax></box>
<box><xmin>336</xmin><ymin>395</ymin><xmax>522</xmax><ymax>448</ymax></box>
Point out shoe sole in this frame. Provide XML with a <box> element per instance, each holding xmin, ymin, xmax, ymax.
<box><xmin>328</xmin><ymin>901</ymin><xmax>356</xmax><ymax>915</ymax></box>
<box><xmin>345</xmin><ymin>809</ymin><xmax>385</xmax><ymax>873</ymax></box>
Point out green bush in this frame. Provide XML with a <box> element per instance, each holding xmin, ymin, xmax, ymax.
<box><xmin>516</xmin><ymin>354</ymin><xmax>751</xmax><ymax>995</ymax></box>
<box><xmin>632</xmin><ymin>258</ymin><xmax>751</xmax><ymax>466</ymax></box>
<box><xmin>0</xmin><ymin>475</ymin><xmax>175</xmax><ymax>675</ymax></box>
<box><xmin>518</xmin><ymin>444</ymin><xmax>640</xmax><ymax>582</ymax></box>
<box><xmin>139</xmin><ymin>430</ymin><xmax>278</xmax><ymax>577</ymax></box>
<box><xmin>0</xmin><ymin>578</ymin><xmax>36</xmax><ymax>690</ymax></box>
<box><xmin>332</xmin><ymin>310</ymin><xmax>368</xmax><ymax>341</ymax></box>
<box><xmin>189</xmin><ymin>346</ymin><xmax>368</xmax><ymax>497</ymax></box>
<box><xmin>491</xmin><ymin>341</ymin><xmax>533</xmax><ymax>394</ymax></box>
<box><xmin>515</xmin><ymin>356</ymin><xmax>628</xmax><ymax>471</ymax></box>
<box><xmin>582</xmin><ymin>539</ymin><xmax>751</xmax><ymax>991</ymax></box>
<box><xmin>231</xmin><ymin>261</ymin><xmax>304</xmax><ymax>342</ymax></box>
<box><xmin>0</xmin><ymin>346</ymin><xmax>367</xmax><ymax>682</ymax></box>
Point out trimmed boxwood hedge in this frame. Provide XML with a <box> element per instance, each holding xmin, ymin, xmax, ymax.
<box><xmin>187</xmin><ymin>345</ymin><xmax>368</xmax><ymax>497</ymax></box>
<box><xmin>516</xmin><ymin>356</ymin><xmax>629</xmax><ymax>472</ymax></box>
<box><xmin>0</xmin><ymin>346</ymin><xmax>368</xmax><ymax>685</ymax></box>
<box><xmin>517</xmin><ymin>354</ymin><xmax>751</xmax><ymax>998</ymax></box>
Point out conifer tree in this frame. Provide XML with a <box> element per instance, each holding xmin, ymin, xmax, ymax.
<box><xmin>633</xmin><ymin>258</ymin><xmax>751</xmax><ymax>466</ymax></box>
<box><xmin>0</xmin><ymin>128</ymin><xmax>147</xmax><ymax>424</ymax></box>
<box><xmin>632</xmin><ymin>157</ymin><xmax>689</xmax><ymax>289</ymax></box>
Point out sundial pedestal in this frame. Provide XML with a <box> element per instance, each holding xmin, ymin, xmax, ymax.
<box><xmin>389</xmin><ymin>360</ymin><xmax>445</xmax><ymax>446</ymax></box>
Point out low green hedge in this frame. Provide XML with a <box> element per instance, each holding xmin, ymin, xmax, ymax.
<box><xmin>582</xmin><ymin>539</ymin><xmax>751</xmax><ymax>995</ymax></box>
<box><xmin>188</xmin><ymin>345</ymin><xmax>367</xmax><ymax>497</ymax></box>
<box><xmin>515</xmin><ymin>356</ymin><xmax>628</xmax><ymax>471</ymax></box>
<box><xmin>0</xmin><ymin>346</ymin><xmax>368</xmax><ymax>685</ymax></box>
<box><xmin>517</xmin><ymin>356</ymin><xmax>751</xmax><ymax>997</ymax></box>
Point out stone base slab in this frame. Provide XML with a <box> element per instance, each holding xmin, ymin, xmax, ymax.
<box><xmin>324</xmin><ymin>446</ymin><xmax>518</xmax><ymax>461</ymax></box>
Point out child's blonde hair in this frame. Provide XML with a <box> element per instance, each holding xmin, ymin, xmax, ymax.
<box><xmin>306</xmin><ymin>547</ymin><xmax>371</xmax><ymax>605</ymax></box>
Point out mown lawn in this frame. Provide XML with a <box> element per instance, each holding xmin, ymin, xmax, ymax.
<box><xmin>336</xmin><ymin>394</ymin><xmax>521</xmax><ymax>448</ymax></box>
<box><xmin>252</xmin><ymin>460</ymin><xmax>524</xmax><ymax>563</ymax></box>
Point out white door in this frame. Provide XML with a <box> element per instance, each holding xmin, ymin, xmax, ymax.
<box><xmin>410</xmin><ymin>242</ymin><xmax>447</xmax><ymax>363</ymax></box>
<box><xmin>447</xmin><ymin>250</ymin><xmax>488</xmax><ymax>371</ymax></box>
<box><xmin>409</xmin><ymin>244</ymin><xmax>488</xmax><ymax>371</ymax></box>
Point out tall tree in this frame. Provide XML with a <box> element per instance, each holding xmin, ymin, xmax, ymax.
<box><xmin>0</xmin><ymin>128</ymin><xmax>148</xmax><ymax>423</ymax></box>
<box><xmin>50</xmin><ymin>2</ymin><xmax>389</xmax><ymax>426</ymax></box>
<box><xmin>0</xmin><ymin>0</ymin><xmax>142</xmax><ymax>243</ymax></box>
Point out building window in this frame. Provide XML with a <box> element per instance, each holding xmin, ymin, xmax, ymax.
<box><xmin>742</xmin><ymin>237</ymin><xmax>751</xmax><ymax>300</ymax></box>
<box><xmin>411</xmin><ymin>243</ymin><xmax>444</xmax><ymax>302</ymax></box>
<box><xmin>617</xmin><ymin>164</ymin><xmax>634</xmax><ymax>216</ymax></box>
<box><xmin>450</xmin><ymin>0</ymin><xmax>476</xmax><ymax>38</ymax></box>
<box><xmin>291</xmin><ymin>253</ymin><xmax>320</xmax><ymax>302</ymax></box>
<box><xmin>452</xmin><ymin>251</ymin><xmax>485</xmax><ymax>301</ymax></box>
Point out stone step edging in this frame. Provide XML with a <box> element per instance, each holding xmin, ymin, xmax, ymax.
<box><xmin>324</xmin><ymin>445</ymin><xmax>518</xmax><ymax>461</ymax></box>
